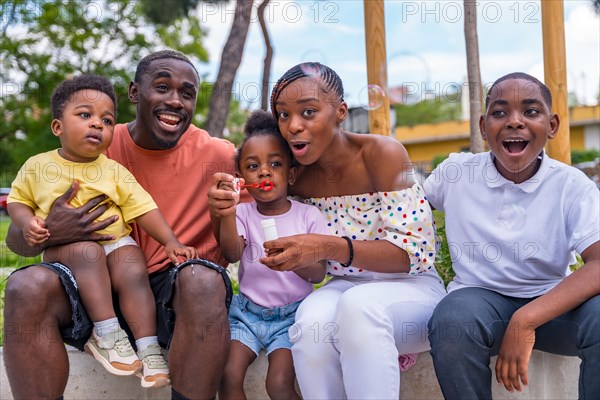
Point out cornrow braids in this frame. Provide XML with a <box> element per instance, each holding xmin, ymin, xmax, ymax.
<box><xmin>485</xmin><ymin>72</ymin><xmax>552</xmax><ymax>111</ymax></box>
<box><xmin>270</xmin><ymin>62</ymin><xmax>344</xmax><ymax>119</ymax></box>
<box><xmin>134</xmin><ymin>49</ymin><xmax>199</xmax><ymax>82</ymax></box>
<box><xmin>235</xmin><ymin>110</ymin><xmax>294</xmax><ymax>170</ymax></box>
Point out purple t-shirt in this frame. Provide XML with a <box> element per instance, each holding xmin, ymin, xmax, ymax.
<box><xmin>236</xmin><ymin>200</ymin><xmax>329</xmax><ymax>308</ymax></box>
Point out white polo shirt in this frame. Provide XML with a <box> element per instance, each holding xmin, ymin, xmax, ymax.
<box><xmin>424</xmin><ymin>151</ymin><xmax>599</xmax><ymax>297</ymax></box>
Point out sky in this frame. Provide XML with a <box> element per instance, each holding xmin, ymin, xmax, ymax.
<box><xmin>193</xmin><ymin>0</ymin><xmax>600</xmax><ymax>110</ymax></box>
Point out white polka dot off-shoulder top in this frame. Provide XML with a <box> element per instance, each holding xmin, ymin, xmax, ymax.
<box><xmin>304</xmin><ymin>182</ymin><xmax>437</xmax><ymax>277</ymax></box>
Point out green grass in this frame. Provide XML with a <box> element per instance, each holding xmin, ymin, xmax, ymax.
<box><xmin>1</xmin><ymin>215</ymin><xmax>41</xmax><ymax>269</ymax></box>
<box><xmin>433</xmin><ymin>210</ymin><xmax>455</xmax><ymax>286</ymax></box>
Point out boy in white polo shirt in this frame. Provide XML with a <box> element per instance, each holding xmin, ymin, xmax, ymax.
<box><xmin>425</xmin><ymin>72</ymin><xmax>599</xmax><ymax>399</ymax></box>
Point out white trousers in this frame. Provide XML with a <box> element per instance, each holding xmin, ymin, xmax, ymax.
<box><xmin>290</xmin><ymin>273</ymin><xmax>446</xmax><ymax>400</ymax></box>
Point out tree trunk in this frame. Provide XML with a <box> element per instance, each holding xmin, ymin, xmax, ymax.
<box><xmin>464</xmin><ymin>0</ymin><xmax>485</xmax><ymax>153</ymax></box>
<box><xmin>258</xmin><ymin>0</ymin><xmax>273</xmax><ymax>111</ymax></box>
<box><xmin>204</xmin><ymin>0</ymin><xmax>253</xmax><ymax>137</ymax></box>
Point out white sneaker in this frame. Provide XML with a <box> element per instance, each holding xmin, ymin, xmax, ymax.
<box><xmin>84</xmin><ymin>328</ymin><xmax>142</xmax><ymax>376</ymax></box>
<box><xmin>137</xmin><ymin>344</ymin><xmax>170</xmax><ymax>388</ymax></box>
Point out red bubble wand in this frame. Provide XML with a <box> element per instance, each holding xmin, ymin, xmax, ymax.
<box><xmin>234</xmin><ymin>179</ymin><xmax>274</xmax><ymax>192</ymax></box>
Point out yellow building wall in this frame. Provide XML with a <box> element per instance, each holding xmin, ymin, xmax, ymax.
<box><xmin>395</xmin><ymin>120</ymin><xmax>469</xmax><ymax>143</ymax></box>
<box><xmin>570</xmin><ymin>105</ymin><xmax>600</xmax><ymax>122</ymax></box>
<box><xmin>569</xmin><ymin>126</ymin><xmax>585</xmax><ymax>150</ymax></box>
<box><xmin>405</xmin><ymin>139</ymin><xmax>471</xmax><ymax>166</ymax></box>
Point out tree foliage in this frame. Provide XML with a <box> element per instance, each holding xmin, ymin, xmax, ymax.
<box><xmin>139</xmin><ymin>0</ymin><xmax>253</xmax><ymax>138</ymax></box>
<box><xmin>139</xmin><ymin>0</ymin><xmax>200</xmax><ymax>25</ymax></box>
<box><xmin>0</xmin><ymin>0</ymin><xmax>208</xmax><ymax>185</ymax></box>
<box><xmin>393</xmin><ymin>99</ymin><xmax>461</xmax><ymax>127</ymax></box>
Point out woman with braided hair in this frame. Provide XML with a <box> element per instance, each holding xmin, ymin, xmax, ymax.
<box><xmin>209</xmin><ymin>62</ymin><xmax>446</xmax><ymax>399</ymax></box>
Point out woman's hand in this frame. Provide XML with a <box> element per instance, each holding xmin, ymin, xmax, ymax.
<box><xmin>260</xmin><ymin>234</ymin><xmax>340</xmax><ymax>271</ymax></box>
<box><xmin>208</xmin><ymin>172</ymin><xmax>240</xmax><ymax>219</ymax></box>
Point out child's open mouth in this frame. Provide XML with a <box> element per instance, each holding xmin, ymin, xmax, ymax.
<box><xmin>259</xmin><ymin>181</ymin><xmax>273</xmax><ymax>191</ymax></box>
<box><xmin>86</xmin><ymin>132</ymin><xmax>102</xmax><ymax>143</ymax></box>
<box><xmin>503</xmin><ymin>139</ymin><xmax>528</xmax><ymax>154</ymax></box>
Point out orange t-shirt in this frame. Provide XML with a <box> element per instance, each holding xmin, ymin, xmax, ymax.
<box><xmin>106</xmin><ymin>123</ymin><xmax>238</xmax><ymax>273</ymax></box>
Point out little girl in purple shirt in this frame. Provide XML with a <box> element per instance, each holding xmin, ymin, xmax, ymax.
<box><xmin>215</xmin><ymin>110</ymin><xmax>328</xmax><ymax>400</ymax></box>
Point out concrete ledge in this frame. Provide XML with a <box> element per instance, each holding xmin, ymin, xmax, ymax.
<box><xmin>1</xmin><ymin>347</ymin><xmax>579</xmax><ymax>399</ymax></box>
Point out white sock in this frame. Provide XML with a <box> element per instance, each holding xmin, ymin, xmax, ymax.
<box><xmin>136</xmin><ymin>336</ymin><xmax>159</xmax><ymax>353</ymax></box>
<box><xmin>93</xmin><ymin>317</ymin><xmax>120</xmax><ymax>337</ymax></box>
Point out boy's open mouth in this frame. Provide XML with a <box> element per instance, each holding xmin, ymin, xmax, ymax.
<box><xmin>503</xmin><ymin>139</ymin><xmax>528</xmax><ymax>154</ymax></box>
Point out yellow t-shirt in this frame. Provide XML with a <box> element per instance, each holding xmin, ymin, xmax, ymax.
<box><xmin>8</xmin><ymin>149</ymin><xmax>157</xmax><ymax>245</ymax></box>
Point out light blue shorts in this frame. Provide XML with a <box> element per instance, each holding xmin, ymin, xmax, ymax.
<box><xmin>229</xmin><ymin>293</ymin><xmax>301</xmax><ymax>355</ymax></box>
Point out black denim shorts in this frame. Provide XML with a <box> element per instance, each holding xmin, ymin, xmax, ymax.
<box><xmin>149</xmin><ymin>259</ymin><xmax>233</xmax><ymax>348</ymax></box>
<box><xmin>8</xmin><ymin>262</ymin><xmax>93</xmax><ymax>350</ymax></box>
<box><xmin>9</xmin><ymin>259</ymin><xmax>232</xmax><ymax>351</ymax></box>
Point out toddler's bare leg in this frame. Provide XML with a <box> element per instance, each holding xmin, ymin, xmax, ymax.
<box><xmin>107</xmin><ymin>245</ymin><xmax>155</xmax><ymax>339</ymax></box>
<box><xmin>219</xmin><ymin>340</ymin><xmax>256</xmax><ymax>400</ymax></box>
<box><xmin>266</xmin><ymin>348</ymin><xmax>301</xmax><ymax>400</ymax></box>
<box><xmin>44</xmin><ymin>241</ymin><xmax>115</xmax><ymax>321</ymax></box>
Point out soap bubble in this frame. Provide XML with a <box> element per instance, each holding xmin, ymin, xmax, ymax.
<box><xmin>496</xmin><ymin>203</ymin><xmax>526</xmax><ymax>230</ymax></box>
<box><xmin>358</xmin><ymin>84</ymin><xmax>386</xmax><ymax>111</ymax></box>
<box><xmin>300</xmin><ymin>49</ymin><xmax>328</xmax><ymax>65</ymax></box>
<box><xmin>300</xmin><ymin>63</ymin><xmax>321</xmax><ymax>78</ymax></box>
<box><xmin>387</xmin><ymin>52</ymin><xmax>431</xmax><ymax>104</ymax></box>
<box><xmin>299</xmin><ymin>50</ymin><xmax>328</xmax><ymax>77</ymax></box>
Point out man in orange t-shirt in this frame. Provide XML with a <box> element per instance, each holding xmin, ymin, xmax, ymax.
<box><xmin>4</xmin><ymin>50</ymin><xmax>245</xmax><ymax>400</ymax></box>
<box><xmin>106</xmin><ymin>118</ymin><xmax>235</xmax><ymax>273</ymax></box>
